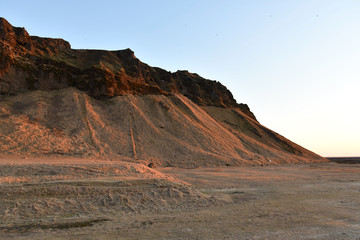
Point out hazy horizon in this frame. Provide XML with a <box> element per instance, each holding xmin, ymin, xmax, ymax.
<box><xmin>1</xmin><ymin>0</ymin><xmax>359</xmax><ymax>157</ymax></box>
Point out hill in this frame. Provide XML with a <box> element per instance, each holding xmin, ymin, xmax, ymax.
<box><xmin>0</xmin><ymin>17</ymin><xmax>326</xmax><ymax>166</ymax></box>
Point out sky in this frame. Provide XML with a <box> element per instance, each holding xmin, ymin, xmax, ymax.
<box><xmin>1</xmin><ymin>0</ymin><xmax>359</xmax><ymax>157</ymax></box>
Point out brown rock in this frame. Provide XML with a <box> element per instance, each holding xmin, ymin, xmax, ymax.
<box><xmin>0</xmin><ymin>17</ymin><xmax>256</xmax><ymax>120</ymax></box>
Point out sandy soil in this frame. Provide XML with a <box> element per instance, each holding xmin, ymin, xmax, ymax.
<box><xmin>0</xmin><ymin>159</ymin><xmax>359</xmax><ymax>240</ymax></box>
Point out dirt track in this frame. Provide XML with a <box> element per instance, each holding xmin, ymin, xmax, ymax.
<box><xmin>0</xmin><ymin>160</ymin><xmax>359</xmax><ymax>240</ymax></box>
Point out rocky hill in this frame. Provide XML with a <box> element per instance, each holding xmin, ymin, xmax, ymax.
<box><xmin>0</xmin><ymin>17</ymin><xmax>326</xmax><ymax>166</ymax></box>
<box><xmin>0</xmin><ymin>17</ymin><xmax>254</xmax><ymax>118</ymax></box>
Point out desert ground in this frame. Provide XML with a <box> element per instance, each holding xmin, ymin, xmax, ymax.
<box><xmin>0</xmin><ymin>157</ymin><xmax>359</xmax><ymax>240</ymax></box>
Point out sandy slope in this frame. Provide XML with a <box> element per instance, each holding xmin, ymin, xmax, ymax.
<box><xmin>0</xmin><ymin>88</ymin><xmax>325</xmax><ymax>167</ymax></box>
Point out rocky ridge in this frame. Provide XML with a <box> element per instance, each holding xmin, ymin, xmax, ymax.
<box><xmin>0</xmin><ymin>17</ymin><xmax>254</xmax><ymax>119</ymax></box>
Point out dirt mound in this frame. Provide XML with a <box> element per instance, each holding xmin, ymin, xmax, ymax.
<box><xmin>0</xmin><ymin>161</ymin><xmax>217</xmax><ymax>228</ymax></box>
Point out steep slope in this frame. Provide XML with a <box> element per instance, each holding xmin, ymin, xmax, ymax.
<box><xmin>0</xmin><ymin>18</ymin><xmax>326</xmax><ymax>166</ymax></box>
<box><xmin>0</xmin><ymin>88</ymin><xmax>324</xmax><ymax>167</ymax></box>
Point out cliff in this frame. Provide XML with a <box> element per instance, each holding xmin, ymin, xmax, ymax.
<box><xmin>0</xmin><ymin>17</ymin><xmax>255</xmax><ymax>119</ymax></box>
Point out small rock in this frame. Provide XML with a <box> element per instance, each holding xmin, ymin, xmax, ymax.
<box><xmin>147</xmin><ymin>162</ymin><xmax>156</xmax><ymax>168</ymax></box>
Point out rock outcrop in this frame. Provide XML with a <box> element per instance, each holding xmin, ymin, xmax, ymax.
<box><xmin>0</xmin><ymin>17</ymin><xmax>254</xmax><ymax>119</ymax></box>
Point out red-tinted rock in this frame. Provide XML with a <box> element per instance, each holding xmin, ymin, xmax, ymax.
<box><xmin>0</xmin><ymin>17</ymin><xmax>257</xmax><ymax>120</ymax></box>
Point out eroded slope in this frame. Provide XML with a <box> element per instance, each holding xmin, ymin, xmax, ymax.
<box><xmin>0</xmin><ymin>88</ymin><xmax>324</xmax><ymax>166</ymax></box>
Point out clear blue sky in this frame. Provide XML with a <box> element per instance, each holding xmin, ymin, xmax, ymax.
<box><xmin>2</xmin><ymin>0</ymin><xmax>359</xmax><ymax>157</ymax></box>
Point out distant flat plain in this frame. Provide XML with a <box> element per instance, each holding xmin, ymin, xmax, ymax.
<box><xmin>328</xmin><ymin>157</ymin><xmax>360</xmax><ymax>164</ymax></box>
<box><xmin>0</xmin><ymin>157</ymin><xmax>359</xmax><ymax>240</ymax></box>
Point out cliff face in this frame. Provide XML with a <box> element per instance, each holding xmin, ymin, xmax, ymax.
<box><xmin>0</xmin><ymin>18</ymin><xmax>326</xmax><ymax>166</ymax></box>
<box><xmin>0</xmin><ymin>17</ymin><xmax>255</xmax><ymax>119</ymax></box>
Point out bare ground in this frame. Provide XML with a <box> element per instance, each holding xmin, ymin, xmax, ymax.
<box><xmin>0</xmin><ymin>158</ymin><xmax>359</xmax><ymax>240</ymax></box>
